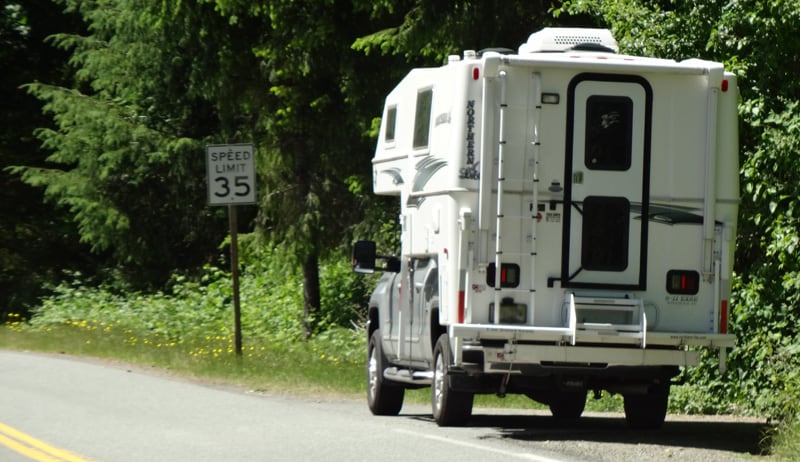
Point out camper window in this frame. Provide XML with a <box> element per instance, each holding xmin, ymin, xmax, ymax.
<box><xmin>585</xmin><ymin>95</ymin><xmax>633</xmax><ymax>171</ymax></box>
<box><xmin>413</xmin><ymin>89</ymin><xmax>433</xmax><ymax>149</ymax></box>
<box><xmin>385</xmin><ymin>106</ymin><xmax>397</xmax><ymax>142</ymax></box>
<box><xmin>581</xmin><ymin>196</ymin><xmax>630</xmax><ymax>271</ymax></box>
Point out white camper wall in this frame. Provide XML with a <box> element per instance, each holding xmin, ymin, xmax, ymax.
<box><xmin>648</xmin><ymin>74</ymin><xmax>706</xmax><ymax>200</ymax></box>
<box><xmin>373</xmin><ymin>68</ymin><xmax>441</xmax><ymax>196</ymax></box>
<box><xmin>370</xmin><ymin>37</ymin><xmax>739</xmax><ymax>336</ymax></box>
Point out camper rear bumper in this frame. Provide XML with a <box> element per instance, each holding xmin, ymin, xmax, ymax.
<box><xmin>451</xmin><ymin>323</ymin><xmax>735</xmax><ymax>370</ymax></box>
<box><xmin>467</xmin><ymin>343</ymin><xmax>700</xmax><ymax>370</ymax></box>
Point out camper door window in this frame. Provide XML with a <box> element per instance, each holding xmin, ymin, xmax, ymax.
<box><xmin>585</xmin><ymin>95</ymin><xmax>633</xmax><ymax>171</ymax></box>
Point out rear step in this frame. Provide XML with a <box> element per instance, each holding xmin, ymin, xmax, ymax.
<box><xmin>383</xmin><ymin>367</ymin><xmax>434</xmax><ymax>385</ymax></box>
<box><xmin>568</xmin><ymin>293</ymin><xmax>648</xmax><ymax>348</ymax></box>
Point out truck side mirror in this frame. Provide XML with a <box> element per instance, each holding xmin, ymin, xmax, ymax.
<box><xmin>352</xmin><ymin>240</ymin><xmax>377</xmax><ymax>274</ymax></box>
<box><xmin>385</xmin><ymin>257</ymin><xmax>401</xmax><ymax>273</ymax></box>
<box><xmin>352</xmin><ymin>240</ymin><xmax>401</xmax><ymax>273</ymax></box>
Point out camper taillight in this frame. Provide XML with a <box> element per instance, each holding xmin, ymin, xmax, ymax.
<box><xmin>666</xmin><ymin>270</ymin><xmax>699</xmax><ymax>295</ymax></box>
<box><xmin>487</xmin><ymin>263</ymin><xmax>521</xmax><ymax>288</ymax></box>
<box><xmin>458</xmin><ymin>291</ymin><xmax>465</xmax><ymax>323</ymax></box>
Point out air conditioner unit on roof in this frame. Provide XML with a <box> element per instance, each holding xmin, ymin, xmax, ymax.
<box><xmin>519</xmin><ymin>27</ymin><xmax>618</xmax><ymax>53</ymax></box>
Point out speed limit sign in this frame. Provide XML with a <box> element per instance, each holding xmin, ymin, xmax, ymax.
<box><xmin>206</xmin><ymin>144</ymin><xmax>256</xmax><ymax>206</ymax></box>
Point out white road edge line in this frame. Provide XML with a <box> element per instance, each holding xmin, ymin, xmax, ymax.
<box><xmin>393</xmin><ymin>428</ymin><xmax>566</xmax><ymax>462</ymax></box>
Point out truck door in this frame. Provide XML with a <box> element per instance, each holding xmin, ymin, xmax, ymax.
<box><xmin>394</xmin><ymin>259</ymin><xmax>412</xmax><ymax>361</ymax></box>
<box><xmin>561</xmin><ymin>74</ymin><xmax>652</xmax><ymax>290</ymax></box>
<box><xmin>412</xmin><ymin>260</ymin><xmax>437</xmax><ymax>362</ymax></box>
<box><xmin>384</xmin><ymin>272</ymin><xmax>400</xmax><ymax>358</ymax></box>
<box><xmin>400</xmin><ymin>258</ymin><xmax>431</xmax><ymax>364</ymax></box>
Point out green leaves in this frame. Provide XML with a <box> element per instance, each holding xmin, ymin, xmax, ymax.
<box><xmin>11</xmin><ymin>0</ymin><xmax>263</xmax><ymax>286</ymax></box>
<box><xmin>352</xmin><ymin>1</ymin><xmax>555</xmax><ymax>63</ymax></box>
<box><xmin>740</xmin><ymin>100</ymin><xmax>800</xmax><ymax>273</ymax></box>
<box><xmin>16</xmin><ymin>81</ymin><xmax>202</xmax><ymax>266</ymax></box>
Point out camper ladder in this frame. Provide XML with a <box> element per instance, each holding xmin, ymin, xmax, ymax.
<box><xmin>492</xmin><ymin>71</ymin><xmax>543</xmax><ymax>325</ymax></box>
<box><xmin>529</xmin><ymin>73</ymin><xmax>543</xmax><ymax>322</ymax></box>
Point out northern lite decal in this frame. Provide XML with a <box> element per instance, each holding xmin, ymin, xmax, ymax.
<box><xmin>571</xmin><ymin>202</ymin><xmax>710</xmax><ymax>226</ymax></box>
<box><xmin>380</xmin><ymin>167</ymin><xmax>404</xmax><ymax>185</ymax></box>
<box><xmin>459</xmin><ymin>100</ymin><xmax>480</xmax><ymax>180</ymax></box>
<box><xmin>407</xmin><ymin>157</ymin><xmax>447</xmax><ymax>208</ymax></box>
<box><xmin>413</xmin><ymin>157</ymin><xmax>447</xmax><ymax>191</ymax></box>
<box><xmin>636</xmin><ymin>204</ymin><xmax>703</xmax><ymax>225</ymax></box>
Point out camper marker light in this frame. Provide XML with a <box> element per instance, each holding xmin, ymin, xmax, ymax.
<box><xmin>541</xmin><ymin>93</ymin><xmax>560</xmax><ymax>104</ymax></box>
<box><xmin>472</xmin><ymin>67</ymin><xmax>480</xmax><ymax>80</ymax></box>
<box><xmin>722</xmin><ymin>79</ymin><xmax>729</xmax><ymax>92</ymax></box>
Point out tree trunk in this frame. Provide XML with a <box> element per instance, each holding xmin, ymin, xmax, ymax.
<box><xmin>302</xmin><ymin>251</ymin><xmax>321</xmax><ymax>341</ymax></box>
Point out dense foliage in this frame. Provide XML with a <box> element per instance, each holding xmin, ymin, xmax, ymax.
<box><xmin>0</xmin><ymin>1</ymin><xmax>92</xmax><ymax>317</ymax></box>
<box><xmin>2</xmin><ymin>0</ymin><xmax>800</xmax><ymax>448</ymax></box>
<box><xmin>27</xmin><ymin>242</ymin><xmax>369</xmax><ymax>346</ymax></box>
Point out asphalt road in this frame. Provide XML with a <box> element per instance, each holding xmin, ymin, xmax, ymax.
<box><xmin>0</xmin><ymin>351</ymin><xmax>769</xmax><ymax>462</ymax></box>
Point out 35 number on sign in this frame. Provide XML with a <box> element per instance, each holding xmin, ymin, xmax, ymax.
<box><xmin>214</xmin><ymin>176</ymin><xmax>251</xmax><ymax>198</ymax></box>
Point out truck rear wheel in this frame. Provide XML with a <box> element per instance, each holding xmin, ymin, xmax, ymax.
<box><xmin>623</xmin><ymin>384</ymin><xmax>669</xmax><ymax>429</ymax></box>
<box><xmin>432</xmin><ymin>334</ymin><xmax>473</xmax><ymax>426</ymax></box>
<box><xmin>549</xmin><ymin>390</ymin><xmax>587</xmax><ymax>422</ymax></box>
<box><xmin>367</xmin><ymin>329</ymin><xmax>404</xmax><ymax>415</ymax></box>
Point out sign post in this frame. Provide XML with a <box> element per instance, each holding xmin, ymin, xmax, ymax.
<box><xmin>206</xmin><ymin>143</ymin><xmax>256</xmax><ymax>356</ymax></box>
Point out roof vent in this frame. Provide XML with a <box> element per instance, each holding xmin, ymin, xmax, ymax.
<box><xmin>519</xmin><ymin>27</ymin><xmax>618</xmax><ymax>54</ymax></box>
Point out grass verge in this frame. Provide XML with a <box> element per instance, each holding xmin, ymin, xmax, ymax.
<box><xmin>0</xmin><ymin>321</ymin><xmax>627</xmax><ymax>412</ymax></box>
<box><xmin>0</xmin><ymin>322</ymin><xmax>363</xmax><ymax>396</ymax></box>
<box><xmin>770</xmin><ymin>414</ymin><xmax>800</xmax><ymax>461</ymax></box>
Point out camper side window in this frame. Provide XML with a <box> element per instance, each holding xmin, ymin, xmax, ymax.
<box><xmin>413</xmin><ymin>89</ymin><xmax>433</xmax><ymax>149</ymax></box>
<box><xmin>384</xmin><ymin>106</ymin><xmax>397</xmax><ymax>143</ymax></box>
<box><xmin>585</xmin><ymin>95</ymin><xmax>632</xmax><ymax>171</ymax></box>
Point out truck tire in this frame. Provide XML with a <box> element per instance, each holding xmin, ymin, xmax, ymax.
<box><xmin>623</xmin><ymin>383</ymin><xmax>669</xmax><ymax>429</ymax></box>
<box><xmin>432</xmin><ymin>333</ymin><xmax>473</xmax><ymax>426</ymax></box>
<box><xmin>367</xmin><ymin>329</ymin><xmax>404</xmax><ymax>416</ymax></box>
<box><xmin>549</xmin><ymin>390</ymin><xmax>587</xmax><ymax>422</ymax></box>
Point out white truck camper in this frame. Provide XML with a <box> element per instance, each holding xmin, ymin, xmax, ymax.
<box><xmin>352</xmin><ymin>27</ymin><xmax>738</xmax><ymax>429</ymax></box>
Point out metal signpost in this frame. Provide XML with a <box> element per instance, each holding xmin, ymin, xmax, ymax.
<box><xmin>206</xmin><ymin>143</ymin><xmax>256</xmax><ymax>356</ymax></box>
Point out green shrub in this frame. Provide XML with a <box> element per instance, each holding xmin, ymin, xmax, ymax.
<box><xmin>25</xmin><ymin>238</ymin><xmax>371</xmax><ymax>349</ymax></box>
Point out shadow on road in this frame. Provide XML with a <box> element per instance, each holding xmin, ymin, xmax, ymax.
<box><xmin>481</xmin><ymin>413</ymin><xmax>770</xmax><ymax>456</ymax></box>
<box><xmin>406</xmin><ymin>412</ymin><xmax>772</xmax><ymax>456</ymax></box>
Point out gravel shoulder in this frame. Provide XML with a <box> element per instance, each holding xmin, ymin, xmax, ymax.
<box><xmin>463</xmin><ymin>409</ymin><xmax>772</xmax><ymax>462</ymax></box>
